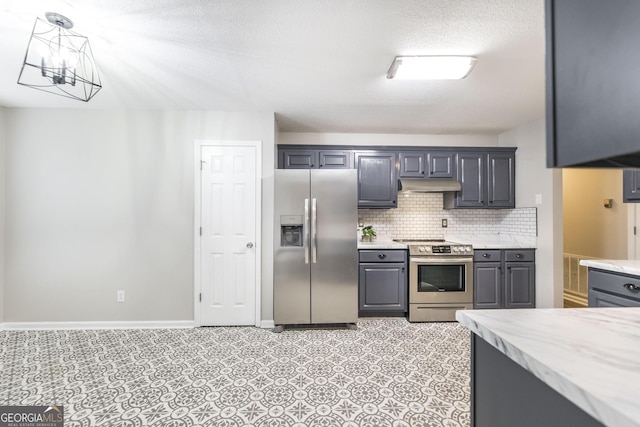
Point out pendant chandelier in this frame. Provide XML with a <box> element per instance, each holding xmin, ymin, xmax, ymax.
<box><xmin>17</xmin><ymin>12</ymin><xmax>102</xmax><ymax>102</ymax></box>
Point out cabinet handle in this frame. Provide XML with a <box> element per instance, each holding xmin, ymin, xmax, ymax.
<box><xmin>516</xmin><ymin>253</ymin><xmax>523</xmax><ymax>259</ymax></box>
<box><xmin>482</xmin><ymin>253</ymin><xmax>490</xmax><ymax>258</ymax></box>
<box><xmin>378</xmin><ymin>253</ymin><xmax>387</xmax><ymax>259</ymax></box>
<box><xmin>624</xmin><ymin>283</ymin><xmax>640</xmax><ymax>291</ymax></box>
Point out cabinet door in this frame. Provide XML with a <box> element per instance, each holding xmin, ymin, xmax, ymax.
<box><xmin>427</xmin><ymin>152</ymin><xmax>455</xmax><ymax>178</ymax></box>
<box><xmin>456</xmin><ymin>152</ymin><xmax>485</xmax><ymax>208</ymax></box>
<box><xmin>319</xmin><ymin>150</ymin><xmax>351</xmax><ymax>169</ymax></box>
<box><xmin>504</xmin><ymin>262</ymin><xmax>535</xmax><ymax>308</ymax></box>
<box><xmin>546</xmin><ymin>0</ymin><xmax>640</xmax><ymax>168</ymax></box>
<box><xmin>282</xmin><ymin>150</ymin><xmax>317</xmax><ymax>169</ymax></box>
<box><xmin>359</xmin><ymin>263</ymin><xmax>407</xmax><ymax>311</ymax></box>
<box><xmin>623</xmin><ymin>169</ymin><xmax>640</xmax><ymax>202</ymax></box>
<box><xmin>474</xmin><ymin>262</ymin><xmax>502</xmax><ymax>309</ymax></box>
<box><xmin>355</xmin><ymin>152</ymin><xmax>398</xmax><ymax>208</ymax></box>
<box><xmin>399</xmin><ymin>152</ymin><xmax>425</xmax><ymax>177</ymax></box>
<box><xmin>487</xmin><ymin>152</ymin><xmax>515</xmax><ymax>208</ymax></box>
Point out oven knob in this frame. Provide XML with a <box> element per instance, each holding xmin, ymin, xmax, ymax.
<box><xmin>423</xmin><ymin>246</ymin><xmax>431</xmax><ymax>252</ymax></box>
<box><xmin>453</xmin><ymin>246</ymin><xmax>459</xmax><ymax>252</ymax></box>
<box><xmin>465</xmin><ymin>246</ymin><xmax>472</xmax><ymax>252</ymax></box>
<box><xmin>419</xmin><ymin>246</ymin><xmax>425</xmax><ymax>252</ymax></box>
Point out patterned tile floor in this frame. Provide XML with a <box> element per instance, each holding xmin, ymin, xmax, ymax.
<box><xmin>0</xmin><ymin>319</ymin><xmax>471</xmax><ymax>426</ymax></box>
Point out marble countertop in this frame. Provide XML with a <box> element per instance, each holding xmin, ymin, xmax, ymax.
<box><xmin>456</xmin><ymin>308</ymin><xmax>640</xmax><ymax>427</ymax></box>
<box><xmin>445</xmin><ymin>233</ymin><xmax>536</xmax><ymax>249</ymax></box>
<box><xmin>580</xmin><ymin>259</ymin><xmax>640</xmax><ymax>276</ymax></box>
<box><xmin>357</xmin><ymin>240</ymin><xmax>408</xmax><ymax>250</ymax></box>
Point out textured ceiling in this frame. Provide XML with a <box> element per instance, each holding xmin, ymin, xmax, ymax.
<box><xmin>0</xmin><ymin>0</ymin><xmax>545</xmax><ymax>134</ymax></box>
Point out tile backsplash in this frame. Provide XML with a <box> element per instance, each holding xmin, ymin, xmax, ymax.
<box><xmin>358</xmin><ymin>193</ymin><xmax>537</xmax><ymax>239</ymax></box>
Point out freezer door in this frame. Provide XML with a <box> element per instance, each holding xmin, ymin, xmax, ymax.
<box><xmin>310</xmin><ymin>169</ymin><xmax>358</xmax><ymax>323</ymax></box>
<box><xmin>274</xmin><ymin>170</ymin><xmax>311</xmax><ymax>324</ymax></box>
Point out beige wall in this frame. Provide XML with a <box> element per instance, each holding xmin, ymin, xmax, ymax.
<box><xmin>563</xmin><ymin>169</ymin><xmax>627</xmax><ymax>259</ymax></box>
<box><xmin>0</xmin><ymin>108</ymin><xmax>5</xmax><ymax>323</ymax></box>
<box><xmin>4</xmin><ymin>109</ymin><xmax>275</xmax><ymax>324</ymax></box>
<box><xmin>499</xmin><ymin>118</ymin><xmax>564</xmax><ymax>308</ymax></box>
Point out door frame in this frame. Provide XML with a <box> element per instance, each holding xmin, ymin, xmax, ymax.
<box><xmin>194</xmin><ymin>140</ymin><xmax>262</xmax><ymax>327</ymax></box>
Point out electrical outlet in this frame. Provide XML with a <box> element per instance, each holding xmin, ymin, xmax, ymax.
<box><xmin>442</xmin><ymin>219</ymin><xmax>448</xmax><ymax>228</ymax></box>
<box><xmin>117</xmin><ymin>290</ymin><xmax>125</xmax><ymax>303</ymax></box>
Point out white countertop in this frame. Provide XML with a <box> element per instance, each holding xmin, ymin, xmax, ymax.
<box><xmin>357</xmin><ymin>239</ymin><xmax>408</xmax><ymax>250</ymax></box>
<box><xmin>445</xmin><ymin>233</ymin><xmax>536</xmax><ymax>249</ymax></box>
<box><xmin>580</xmin><ymin>259</ymin><xmax>640</xmax><ymax>276</ymax></box>
<box><xmin>456</xmin><ymin>308</ymin><xmax>640</xmax><ymax>427</ymax></box>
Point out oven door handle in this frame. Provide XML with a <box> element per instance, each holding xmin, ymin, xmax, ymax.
<box><xmin>410</xmin><ymin>257</ymin><xmax>474</xmax><ymax>264</ymax></box>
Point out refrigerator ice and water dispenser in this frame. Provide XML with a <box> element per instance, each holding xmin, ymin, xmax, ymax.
<box><xmin>280</xmin><ymin>215</ymin><xmax>303</xmax><ymax>247</ymax></box>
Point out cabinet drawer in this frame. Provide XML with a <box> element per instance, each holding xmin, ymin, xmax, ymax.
<box><xmin>474</xmin><ymin>250</ymin><xmax>501</xmax><ymax>262</ymax></box>
<box><xmin>359</xmin><ymin>250</ymin><xmax>406</xmax><ymax>263</ymax></box>
<box><xmin>504</xmin><ymin>249</ymin><xmax>535</xmax><ymax>262</ymax></box>
<box><xmin>588</xmin><ymin>269</ymin><xmax>640</xmax><ymax>303</ymax></box>
<box><xmin>589</xmin><ymin>289</ymin><xmax>640</xmax><ymax>307</ymax></box>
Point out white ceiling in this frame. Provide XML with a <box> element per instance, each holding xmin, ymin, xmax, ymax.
<box><xmin>0</xmin><ymin>0</ymin><xmax>545</xmax><ymax>134</ymax></box>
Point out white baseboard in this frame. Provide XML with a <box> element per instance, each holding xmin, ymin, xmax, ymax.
<box><xmin>2</xmin><ymin>320</ymin><xmax>195</xmax><ymax>330</ymax></box>
<box><xmin>260</xmin><ymin>320</ymin><xmax>275</xmax><ymax>329</ymax></box>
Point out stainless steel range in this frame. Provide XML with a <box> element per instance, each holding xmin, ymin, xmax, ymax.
<box><xmin>394</xmin><ymin>239</ymin><xmax>474</xmax><ymax>322</ymax></box>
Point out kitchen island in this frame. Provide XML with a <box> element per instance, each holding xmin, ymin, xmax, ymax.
<box><xmin>456</xmin><ymin>308</ymin><xmax>640</xmax><ymax>427</ymax></box>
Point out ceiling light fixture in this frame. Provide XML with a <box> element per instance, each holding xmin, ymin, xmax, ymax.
<box><xmin>386</xmin><ymin>55</ymin><xmax>477</xmax><ymax>80</ymax></box>
<box><xmin>17</xmin><ymin>12</ymin><xmax>102</xmax><ymax>102</ymax></box>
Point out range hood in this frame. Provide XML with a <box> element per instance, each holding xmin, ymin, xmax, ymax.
<box><xmin>399</xmin><ymin>178</ymin><xmax>462</xmax><ymax>193</ymax></box>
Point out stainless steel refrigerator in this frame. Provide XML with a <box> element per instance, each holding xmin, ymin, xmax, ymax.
<box><xmin>274</xmin><ymin>169</ymin><xmax>358</xmax><ymax>329</ymax></box>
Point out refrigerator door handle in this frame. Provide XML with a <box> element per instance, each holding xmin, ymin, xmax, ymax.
<box><xmin>304</xmin><ymin>198</ymin><xmax>310</xmax><ymax>264</ymax></box>
<box><xmin>311</xmin><ymin>198</ymin><xmax>317</xmax><ymax>263</ymax></box>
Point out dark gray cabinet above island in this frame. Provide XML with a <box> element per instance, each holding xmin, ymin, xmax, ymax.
<box><xmin>546</xmin><ymin>0</ymin><xmax>640</xmax><ymax>168</ymax></box>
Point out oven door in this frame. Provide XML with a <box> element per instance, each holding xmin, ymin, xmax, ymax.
<box><xmin>409</xmin><ymin>257</ymin><xmax>474</xmax><ymax>305</ymax></box>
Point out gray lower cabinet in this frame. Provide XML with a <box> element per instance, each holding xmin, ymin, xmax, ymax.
<box><xmin>623</xmin><ymin>169</ymin><xmax>640</xmax><ymax>202</ymax></box>
<box><xmin>354</xmin><ymin>152</ymin><xmax>398</xmax><ymax>208</ymax></box>
<box><xmin>587</xmin><ymin>269</ymin><xmax>640</xmax><ymax>307</ymax></box>
<box><xmin>358</xmin><ymin>249</ymin><xmax>407</xmax><ymax>314</ymax></box>
<box><xmin>474</xmin><ymin>249</ymin><xmax>535</xmax><ymax>309</ymax></box>
<box><xmin>471</xmin><ymin>334</ymin><xmax>604</xmax><ymax>427</ymax></box>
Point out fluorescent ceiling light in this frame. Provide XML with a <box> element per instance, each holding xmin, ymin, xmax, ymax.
<box><xmin>387</xmin><ymin>56</ymin><xmax>477</xmax><ymax>80</ymax></box>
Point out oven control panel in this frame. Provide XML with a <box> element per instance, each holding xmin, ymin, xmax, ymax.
<box><xmin>412</xmin><ymin>244</ymin><xmax>473</xmax><ymax>256</ymax></box>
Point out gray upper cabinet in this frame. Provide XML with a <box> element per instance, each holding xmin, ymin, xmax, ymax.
<box><xmin>546</xmin><ymin>0</ymin><xmax>640</xmax><ymax>168</ymax></box>
<box><xmin>281</xmin><ymin>150</ymin><xmax>317</xmax><ymax>169</ymax></box>
<box><xmin>487</xmin><ymin>152</ymin><xmax>515</xmax><ymax>208</ymax></box>
<box><xmin>281</xmin><ymin>149</ymin><xmax>351</xmax><ymax>169</ymax></box>
<box><xmin>444</xmin><ymin>150</ymin><xmax>515</xmax><ymax>209</ymax></box>
<box><xmin>399</xmin><ymin>151</ymin><xmax>455</xmax><ymax>178</ymax></box>
<box><xmin>451</xmin><ymin>152</ymin><xmax>485</xmax><ymax>208</ymax></box>
<box><xmin>399</xmin><ymin>152</ymin><xmax>425</xmax><ymax>178</ymax></box>
<box><xmin>319</xmin><ymin>150</ymin><xmax>351</xmax><ymax>169</ymax></box>
<box><xmin>427</xmin><ymin>151</ymin><xmax>455</xmax><ymax>178</ymax></box>
<box><xmin>278</xmin><ymin>145</ymin><xmax>515</xmax><ymax>209</ymax></box>
<box><xmin>355</xmin><ymin>152</ymin><xmax>398</xmax><ymax>208</ymax></box>
<box><xmin>623</xmin><ymin>170</ymin><xmax>640</xmax><ymax>202</ymax></box>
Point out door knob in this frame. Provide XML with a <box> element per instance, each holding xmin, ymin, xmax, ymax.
<box><xmin>246</xmin><ymin>242</ymin><xmax>254</xmax><ymax>248</ymax></box>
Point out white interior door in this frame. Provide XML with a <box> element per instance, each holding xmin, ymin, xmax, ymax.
<box><xmin>200</xmin><ymin>144</ymin><xmax>258</xmax><ymax>326</ymax></box>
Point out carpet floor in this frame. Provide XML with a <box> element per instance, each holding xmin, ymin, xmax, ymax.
<box><xmin>0</xmin><ymin>318</ymin><xmax>471</xmax><ymax>426</ymax></box>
